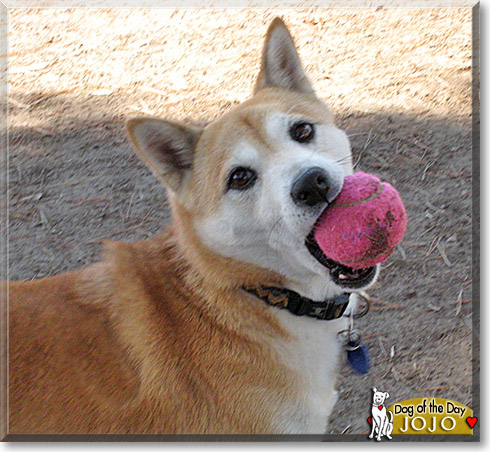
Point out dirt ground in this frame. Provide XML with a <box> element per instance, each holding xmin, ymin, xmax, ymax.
<box><xmin>6</xmin><ymin>8</ymin><xmax>475</xmax><ymax>436</ymax></box>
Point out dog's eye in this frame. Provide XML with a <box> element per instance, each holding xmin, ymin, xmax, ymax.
<box><xmin>227</xmin><ymin>167</ymin><xmax>257</xmax><ymax>191</ymax></box>
<box><xmin>290</xmin><ymin>122</ymin><xmax>315</xmax><ymax>143</ymax></box>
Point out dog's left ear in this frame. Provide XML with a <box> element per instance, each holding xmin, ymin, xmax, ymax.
<box><xmin>254</xmin><ymin>17</ymin><xmax>314</xmax><ymax>95</ymax></box>
<box><xmin>385</xmin><ymin>393</ymin><xmax>390</xmax><ymax>399</ymax></box>
<box><xmin>126</xmin><ymin>117</ymin><xmax>203</xmax><ymax>194</ymax></box>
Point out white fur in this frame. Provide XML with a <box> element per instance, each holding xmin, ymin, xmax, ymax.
<box><xmin>193</xmin><ymin>109</ymin><xmax>374</xmax><ymax>434</ymax></box>
<box><xmin>268</xmin><ymin>308</ymin><xmax>347</xmax><ymax>433</ymax></box>
<box><xmin>195</xmin><ymin>111</ymin><xmax>353</xmax><ymax>297</ymax></box>
<box><xmin>194</xmin><ymin>109</ymin><xmax>356</xmax><ymax>433</ymax></box>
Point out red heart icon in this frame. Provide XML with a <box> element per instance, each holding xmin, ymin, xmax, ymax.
<box><xmin>367</xmin><ymin>417</ymin><xmax>372</xmax><ymax>425</ymax></box>
<box><xmin>378</xmin><ymin>406</ymin><xmax>383</xmax><ymax>410</ymax></box>
<box><xmin>466</xmin><ymin>417</ymin><xmax>478</xmax><ymax>429</ymax></box>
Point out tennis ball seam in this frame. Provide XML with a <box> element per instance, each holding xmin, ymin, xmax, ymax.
<box><xmin>330</xmin><ymin>182</ymin><xmax>384</xmax><ymax>208</ymax></box>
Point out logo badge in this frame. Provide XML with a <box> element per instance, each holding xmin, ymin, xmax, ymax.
<box><xmin>387</xmin><ymin>397</ymin><xmax>474</xmax><ymax>435</ymax></box>
<box><xmin>367</xmin><ymin>391</ymin><xmax>476</xmax><ymax>438</ymax></box>
<box><xmin>368</xmin><ymin>387</ymin><xmax>394</xmax><ymax>441</ymax></box>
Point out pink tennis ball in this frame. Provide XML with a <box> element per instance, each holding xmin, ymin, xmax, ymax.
<box><xmin>313</xmin><ymin>172</ymin><xmax>407</xmax><ymax>269</ymax></box>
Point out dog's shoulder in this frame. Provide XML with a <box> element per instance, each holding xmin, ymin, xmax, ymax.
<box><xmin>101</xmin><ymin>229</ymin><xmax>187</xmax><ymax>292</ymax></box>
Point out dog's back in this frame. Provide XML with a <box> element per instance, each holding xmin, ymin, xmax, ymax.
<box><xmin>8</xmin><ymin>238</ymin><xmax>156</xmax><ymax>433</ymax></box>
<box><xmin>9</xmin><ymin>263</ymin><xmax>138</xmax><ymax>433</ymax></box>
<box><xmin>7</xmin><ymin>230</ymin><xmax>295</xmax><ymax>434</ymax></box>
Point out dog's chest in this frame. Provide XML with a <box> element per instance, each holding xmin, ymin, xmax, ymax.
<box><xmin>269</xmin><ymin>311</ymin><xmax>347</xmax><ymax>434</ymax></box>
<box><xmin>373</xmin><ymin>406</ymin><xmax>387</xmax><ymax>417</ymax></box>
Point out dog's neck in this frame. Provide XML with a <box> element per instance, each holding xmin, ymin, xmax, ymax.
<box><xmin>285</xmin><ymin>274</ymin><xmax>345</xmax><ymax>300</ymax></box>
<box><xmin>171</xmin><ymin>205</ymin><xmax>284</xmax><ymax>289</ymax></box>
<box><xmin>171</xmin><ymin>199</ymin><xmax>349</xmax><ymax>307</ymax></box>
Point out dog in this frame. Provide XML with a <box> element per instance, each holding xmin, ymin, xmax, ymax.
<box><xmin>6</xmin><ymin>18</ymin><xmax>380</xmax><ymax>435</ymax></box>
<box><xmin>369</xmin><ymin>388</ymin><xmax>393</xmax><ymax>441</ymax></box>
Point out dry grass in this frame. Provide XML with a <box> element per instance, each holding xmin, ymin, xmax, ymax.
<box><xmin>9</xmin><ymin>8</ymin><xmax>471</xmax><ymax>123</ymax></box>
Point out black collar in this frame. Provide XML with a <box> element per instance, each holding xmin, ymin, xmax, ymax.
<box><xmin>242</xmin><ymin>285</ymin><xmax>350</xmax><ymax>321</ymax></box>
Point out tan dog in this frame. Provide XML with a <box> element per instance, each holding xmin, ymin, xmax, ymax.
<box><xmin>6</xmin><ymin>18</ymin><xmax>379</xmax><ymax>435</ymax></box>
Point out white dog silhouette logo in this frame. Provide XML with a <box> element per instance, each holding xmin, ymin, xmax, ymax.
<box><xmin>368</xmin><ymin>387</ymin><xmax>394</xmax><ymax>441</ymax></box>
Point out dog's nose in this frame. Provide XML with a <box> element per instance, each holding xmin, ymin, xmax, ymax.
<box><xmin>291</xmin><ymin>167</ymin><xmax>332</xmax><ymax>207</ymax></box>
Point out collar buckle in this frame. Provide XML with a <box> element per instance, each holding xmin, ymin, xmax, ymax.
<box><xmin>312</xmin><ymin>305</ymin><xmax>329</xmax><ymax>320</ymax></box>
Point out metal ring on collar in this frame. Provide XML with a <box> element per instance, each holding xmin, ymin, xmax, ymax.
<box><xmin>345</xmin><ymin>293</ymin><xmax>370</xmax><ymax>319</ymax></box>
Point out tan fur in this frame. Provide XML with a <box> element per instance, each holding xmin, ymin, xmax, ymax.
<box><xmin>6</xmin><ymin>92</ymin><xmax>316</xmax><ymax>435</ymax></box>
<box><xmin>8</xmin><ymin>227</ymin><xmax>298</xmax><ymax>434</ymax></box>
<box><xmin>6</xmin><ymin>18</ymin><xmax>349</xmax><ymax>434</ymax></box>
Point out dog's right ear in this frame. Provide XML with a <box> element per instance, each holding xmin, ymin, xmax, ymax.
<box><xmin>126</xmin><ymin>117</ymin><xmax>202</xmax><ymax>194</ymax></box>
<box><xmin>373</xmin><ymin>387</ymin><xmax>377</xmax><ymax>392</ymax></box>
<box><xmin>254</xmin><ymin>17</ymin><xmax>314</xmax><ymax>95</ymax></box>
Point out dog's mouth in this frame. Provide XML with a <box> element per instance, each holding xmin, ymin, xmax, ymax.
<box><xmin>305</xmin><ymin>230</ymin><xmax>377</xmax><ymax>289</ymax></box>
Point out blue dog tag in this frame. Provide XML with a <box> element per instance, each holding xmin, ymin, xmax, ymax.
<box><xmin>347</xmin><ymin>341</ymin><xmax>370</xmax><ymax>374</ymax></box>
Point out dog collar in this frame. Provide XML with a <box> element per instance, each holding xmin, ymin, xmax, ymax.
<box><xmin>242</xmin><ymin>285</ymin><xmax>350</xmax><ymax>320</ymax></box>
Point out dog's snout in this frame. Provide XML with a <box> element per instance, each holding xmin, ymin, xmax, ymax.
<box><xmin>291</xmin><ymin>167</ymin><xmax>333</xmax><ymax>207</ymax></box>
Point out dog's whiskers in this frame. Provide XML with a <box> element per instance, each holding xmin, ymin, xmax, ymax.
<box><xmin>336</xmin><ymin>155</ymin><xmax>353</xmax><ymax>164</ymax></box>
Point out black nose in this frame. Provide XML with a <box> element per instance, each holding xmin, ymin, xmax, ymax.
<box><xmin>291</xmin><ymin>167</ymin><xmax>330</xmax><ymax>207</ymax></box>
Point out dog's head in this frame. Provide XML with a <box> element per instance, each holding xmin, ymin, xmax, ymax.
<box><xmin>126</xmin><ymin>18</ymin><xmax>379</xmax><ymax>297</ymax></box>
<box><xmin>372</xmin><ymin>388</ymin><xmax>390</xmax><ymax>406</ymax></box>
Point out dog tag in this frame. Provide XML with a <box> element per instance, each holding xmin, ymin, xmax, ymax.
<box><xmin>338</xmin><ymin>325</ymin><xmax>371</xmax><ymax>375</ymax></box>
<box><xmin>347</xmin><ymin>341</ymin><xmax>370</xmax><ymax>375</ymax></box>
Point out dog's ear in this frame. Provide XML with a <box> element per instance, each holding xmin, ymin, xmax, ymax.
<box><xmin>385</xmin><ymin>393</ymin><xmax>390</xmax><ymax>399</ymax></box>
<box><xmin>254</xmin><ymin>17</ymin><xmax>314</xmax><ymax>95</ymax></box>
<box><xmin>373</xmin><ymin>387</ymin><xmax>377</xmax><ymax>392</ymax></box>
<box><xmin>126</xmin><ymin>117</ymin><xmax>202</xmax><ymax>194</ymax></box>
